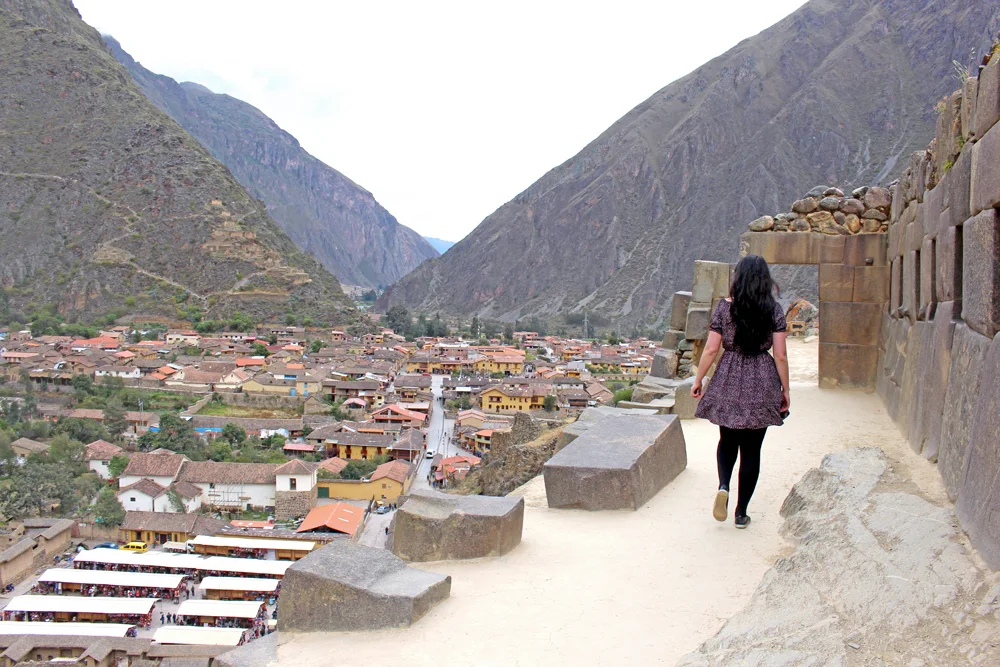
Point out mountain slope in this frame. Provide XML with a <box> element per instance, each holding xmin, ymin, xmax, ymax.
<box><xmin>0</xmin><ymin>0</ymin><xmax>355</xmax><ymax>324</ymax></box>
<box><xmin>104</xmin><ymin>37</ymin><xmax>438</xmax><ymax>289</ymax></box>
<box><xmin>424</xmin><ymin>237</ymin><xmax>455</xmax><ymax>254</ymax></box>
<box><xmin>379</xmin><ymin>0</ymin><xmax>999</xmax><ymax>327</ymax></box>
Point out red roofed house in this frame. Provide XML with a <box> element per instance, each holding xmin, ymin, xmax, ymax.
<box><xmin>296</xmin><ymin>502</ymin><xmax>363</xmax><ymax>537</ymax></box>
<box><xmin>370</xmin><ymin>404</ymin><xmax>426</xmax><ymax>427</ymax></box>
<box><xmin>85</xmin><ymin>439</ymin><xmax>123</xmax><ymax>479</ymax></box>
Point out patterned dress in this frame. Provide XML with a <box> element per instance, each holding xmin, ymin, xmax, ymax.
<box><xmin>694</xmin><ymin>300</ymin><xmax>787</xmax><ymax>430</ymax></box>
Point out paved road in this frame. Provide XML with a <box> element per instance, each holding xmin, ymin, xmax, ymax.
<box><xmin>358</xmin><ymin>509</ymin><xmax>394</xmax><ymax>549</ymax></box>
<box><xmin>411</xmin><ymin>375</ymin><xmax>474</xmax><ymax>491</ymax></box>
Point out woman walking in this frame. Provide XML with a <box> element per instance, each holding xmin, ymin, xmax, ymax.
<box><xmin>691</xmin><ymin>254</ymin><xmax>790</xmax><ymax>529</ymax></box>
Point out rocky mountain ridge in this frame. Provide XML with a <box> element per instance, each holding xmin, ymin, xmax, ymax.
<box><xmin>379</xmin><ymin>0</ymin><xmax>1000</xmax><ymax>328</ymax></box>
<box><xmin>0</xmin><ymin>0</ymin><xmax>354</xmax><ymax>323</ymax></box>
<box><xmin>104</xmin><ymin>36</ymin><xmax>438</xmax><ymax>290</ymax></box>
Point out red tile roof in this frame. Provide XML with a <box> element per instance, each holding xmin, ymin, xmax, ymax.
<box><xmin>370</xmin><ymin>460</ymin><xmax>412</xmax><ymax>485</ymax></box>
<box><xmin>297</xmin><ymin>503</ymin><xmax>363</xmax><ymax>536</ymax></box>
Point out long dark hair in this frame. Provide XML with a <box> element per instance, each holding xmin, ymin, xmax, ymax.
<box><xmin>730</xmin><ymin>254</ymin><xmax>779</xmax><ymax>352</ymax></box>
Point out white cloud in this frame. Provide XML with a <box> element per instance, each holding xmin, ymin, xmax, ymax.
<box><xmin>75</xmin><ymin>0</ymin><xmax>805</xmax><ymax>241</ymax></box>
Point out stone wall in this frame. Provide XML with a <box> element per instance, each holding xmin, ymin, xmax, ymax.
<box><xmin>274</xmin><ymin>489</ymin><xmax>316</xmax><ymax>522</ymax></box>
<box><xmin>877</xmin><ymin>53</ymin><xmax>1000</xmax><ymax>569</ymax></box>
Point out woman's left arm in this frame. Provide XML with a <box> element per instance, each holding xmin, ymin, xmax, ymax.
<box><xmin>691</xmin><ymin>331</ymin><xmax>722</xmax><ymax>398</ymax></box>
<box><xmin>772</xmin><ymin>331</ymin><xmax>790</xmax><ymax>411</ymax></box>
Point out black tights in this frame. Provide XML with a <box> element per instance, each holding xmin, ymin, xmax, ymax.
<box><xmin>716</xmin><ymin>426</ymin><xmax>767</xmax><ymax>515</ymax></box>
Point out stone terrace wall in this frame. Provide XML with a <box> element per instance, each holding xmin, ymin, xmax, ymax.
<box><xmin>878</xmin><ymin>52</ymin><xmax>1000</xmax><ymax>569</ymax></box>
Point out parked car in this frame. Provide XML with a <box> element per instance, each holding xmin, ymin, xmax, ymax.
<box><xmin>92</xmin><ymin>542</ymin><xmax>118</xmax><ymax>550</ymax></box>
<box><xmin>425</xmin><ymin>449</ymin><xmax>435</xmax><ymax>459</ymax></box>
<box><xmin>375</xmin><ymin>505</ymin><xmax>390</xmax><ymax>515</ymax></box>
<box><xmin>121</xmin><ymin>541</ymin><xmax>148</xmax><ymax>553</ymax></box>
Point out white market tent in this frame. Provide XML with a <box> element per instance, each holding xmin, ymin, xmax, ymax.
<box><xmin>39</xmin><ymin>568</ymin><xmax>185</xmax><ymax>590</ymax></box>
<box><xmin>189</xmin><ymin>535</ymin><xmax>315</xmax><ymax>552</ymax></box>
<box><xmin>177</xmin><ymin>599</ymin><xmax>264</xmax><ymax>620</ymax></box>
<box><xmin>0</xmin><ymin>621</ymin><xmax>135</xmax><ymax>637</ymax></box>
<box><xmin>153</xmin><ymin>626</ymin><xmax>245</xmax><ymax>646</ymax></box>
<box><xmin>73</xmin><ymin>550</ymin><xmax>291</xmax><ymax>577</ymax></box>
<box><xmin>198</xmin><ymin>577</ymin><xmax>280</xmax><ymax>594</ymax></box>
<box><xmin>3</xmin><ymin>595</ymin><xmax>157</xmax><ymax>615</ymax></box>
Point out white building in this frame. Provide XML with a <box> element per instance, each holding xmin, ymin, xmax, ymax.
<box><xmin>176</xmin><ymin>462</ymin><xmax>280</xmax><ymax>511</ymax></box>
<box><xmin>117</xmin><ymin>479</ymin><xmax>202</xmax><ymax>513</ymax></box>
<box><xmin>84</xmin><ymin>439</ymin><xmax>123</xmax><ymax>480</ymax></box>
<box><xmin>118</xmin><ymin>452</ymin><xmax>188</xmax><ymax>490</ymax></box>
<box><xmin>94</xmin><ymin>366</ymin><xmax>141</xmax><ymax>380</ymax></box>
<box><xmin>274</xmin><ymin>459</ymin><xmax>317</xmax><ymax>493</ymax></box>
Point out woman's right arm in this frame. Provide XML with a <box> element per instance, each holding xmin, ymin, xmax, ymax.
<box><xmin>691</xmin><ymin>331</ymin><xmax>722</xmax><ymax>398</ymax></box>
<box><xmin>772</xmin><ymin>331</ymin><xmax>790</xmax><ymax>411</ymax></box>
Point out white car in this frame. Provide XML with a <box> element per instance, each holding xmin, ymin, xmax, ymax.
<box><xmin>425</xmin><ymin>449</ymin><xmax>436</xmax><ymax>459</ymax></box>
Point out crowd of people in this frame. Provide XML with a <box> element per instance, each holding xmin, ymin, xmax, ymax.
<box><xmin>31</xmin><ymin>580</ymin><xmax>193</xmax><ymax>600</ymax></box>
<box><xmin>2</xmin><ymin>609</ymin><xmax>153</xmax><ymax>628</ymax></box>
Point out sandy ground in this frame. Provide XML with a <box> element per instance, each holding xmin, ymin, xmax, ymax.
<box><xmin>278</xmin><ymin>340</ymin><xmax>950</xmax><ymax>666</ymax></box>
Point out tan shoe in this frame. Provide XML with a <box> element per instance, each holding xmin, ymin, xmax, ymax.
<box><xmin>713</xmin><ymin>489</ymin><xmax>729</xmax><ymax>522</ymax></box>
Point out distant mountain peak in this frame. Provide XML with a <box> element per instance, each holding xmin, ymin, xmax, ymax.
<box><xmin>105</xmin><ymin>36</ymin><xmax>438</xmax><ymax>289</ymax></box>
<box><xmin>423</xmin><ymin>237</ymin><xmax>456</xmax><ymax>254</ymax></box>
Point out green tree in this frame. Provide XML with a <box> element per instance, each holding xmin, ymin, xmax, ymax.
<box><xmin>98</xmin><ymin>375</ymin><xmax>125</xmax><ymax>395</ymax></box>
<box><xmin>543</xmin><ymin>395</ymin><xmax>558</xmax><ymax>412</ymax></box>
<box><xmin>613</xmin><ymin>387</ymin><xmax>634</xmax><ymax>406</ymax></box>
<box><xmin>0</xmin><ymin>436</ymin><xmax>17</xmax><ymax>478</ymax></box>
<box><xmin>93</xmin><ymin>486</ymin><xmax>126</xmax><ymax>526</ymax></box>
<box><xmin>251</xmin><ymin>342</ymin><xmax>270</xmax><ymax>357</ymax></box>
<box><xmin>0</xmin><ymin>461</ymin><xmax>85</xmax><ymax>519</ymax></box>
<box><xmin>166</xmin><ymin>487</ymin><xmax>187</xmax><ymax>513</ymax></box>
<box><xmin>339</xmin><ymin>455</ymin><xmax>388</xmax><ymax>480</ymax></box>
<box><xmin>137</xmin><ymin>413</ymin><xmax>205</xmax><ymax>459</ymax></box>
<box><xmin>470</xmin><ymin>315</ymin><xmax>481</xmax><ymax>338</ymax></box>
<box><xmin>103</xmin><ymin>398</ymin><xmax>127</xmax><ymax>441</ymax></box>
<box><xmin>71</xmin><ymin>374</ymin><xmax>94</xmax><ymax>397</ymax></box>
<box><xmin>221</xmin><ymin>423</ymin><xmax>247</xmax><ymax>447</ymax></box>
<box><xmin>107</xmin><ymin>453</ymin><xmax>130</xmax><ymax>479</ymax></box>
<box><xmin>384</xmin><ymin>305</ymin><xmax>410</xmax><ymax>334</ymax></box>
<box><xmin>48</xmin><ymin>433</ymin><xmax>85</xmax><ymax>466</ymax></box>
<box><xmin>261</xmin><ymin>434</ymin><xmax>286</xmax><ymax>450</ymax></box>
<box><xmin>54</xmin><ymin>417</ymin><xmax>109</xmax><ymax>444</ymax></box>
<box><xmin>309</xmin><ymin>340</ymin><xmax>323</xmax><ymax>354</ymax></box>
<box><xmin>502</xmin><ymin>322</ymin><xmax>514</xmax><ymax>342</ymax></box>
<box><xmin>210</xmin><ymin>439</ymin><xmax>233</xmax><ymax>462</ymax></box>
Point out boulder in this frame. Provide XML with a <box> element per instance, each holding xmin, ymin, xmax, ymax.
<box><xmin>864</xmin><ymin>186</ymin><xmax>892</xmax><ymax>210</ymax></box>
<box><xmin>672</xmin><ymin>377</ymin><xmax>700</xmax><ymax>419</ymax></box>
<box><xmin>649</xmin><ymin>347</ymin><xmax>679</xmax><ymax>379</ymax></box>
<box><xmin>840</xmin><ymin>198</ymin><xmax>865</xmax><ymax>214</ymax></box>
<box><xmin>861</xmin><ymin>217</ymin><xmax>880</xmax><ymax>233</ymax></box>
<box><xmin>851</xmin><ymin>185</ymin><xmax>870</xmax><ymax>199</ymax></box>
<box><xmin>823</xmin><ymin>187</ymin><xmax>844</xmax><ymax>197</ymax></box>
<box><xmin>670</xmin><ymin>291</ymin><xmax>692</xmax><ymax>331</ymax></box>
<box><xmin>543</xmin><ymin>414</ymin><xmax>687</xmax><ymax>511</ymax></box>
<box><xmin>818</xmin><ymin>196</ymin><xmax>842</xmax><ymax>211</ymax></box>
<box><xmin>792</xmin><ymin>219</ymin><xmax>811</xmax><ymax>232</ymax></box>
<box><xmin>685</xmin><ymin>304</ymin><xmax>712</xmax><ymax>341</ymax></box>
<box><xmin>938</xmin><ymin>324</ymin><xmax>990</xmax><ymax>501</ymax></box>
<box><xmin>392</xmin><ymin>491</ymin><xmax>524</xmax><ymax>562</ymax></box>
<box><xmin>807</xmin><ymin>185</ymin><xmax>829</xmax><ymax>197</ymax></box>
<box><xmin>956</xmin><ymin>332</ymin><xmax>1000</xmax><ymax>569</ymax></box>
<box><xmin>791</xmin><ymin>198</ymin><xmax>818</xmax><ymax>214</ymax></box>
<box><xmin>748</xmin><ymin>215</ymin><xmax>774</xmax><ymax>232</ymax></box>
<box><xmin>861</xmin><ymin>208</ymin><xmax>888</xmax><ymax>221</ymax></box>
<box><xmin>806</xmin><ymin>210</ymin><xmax>834</xmax><ymax>229</ymax></box>
<box><xmin>277</xmin><ymin>540</ymin><xmax>451</xmax><ymax>632</ymax></box>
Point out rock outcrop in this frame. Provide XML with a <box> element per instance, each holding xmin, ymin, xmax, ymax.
<box><xmin>678</xmin><ymin>448</ymin><xmax>1000</xmax><ymax>666</ymax></box>
<box><xmin>378</xmin><ymin>0</ymin><xmax>998</xmax><ymax>328</ymax></box>
<box><xmin>214</xmin><ymin>632</ymin><xmax>278</xmax><ymax>667</ymax></box>
<box><xmin>391</xmin><ymin>491</ymin><xmax>524</xmax><ymax>562</ymax></box>
<box><xmin>277</xmin><ymin>541</ymin><xmax>450</xmax><ymax>632</ymax></box>
<box><xmin>105</xmin><ymin>37</ymin><xmax>438</xmax><ymax>289</ymax></box>
<box><xmin>543</xmin><ymin>414</ymin><xmax>686</xmax><ymax>510</ymax></box>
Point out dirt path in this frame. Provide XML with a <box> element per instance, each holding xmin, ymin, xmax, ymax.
<box><xmin>276</xmin><ymin>340</ymin><xmax>970</xmax><ymax>666</ymax></box>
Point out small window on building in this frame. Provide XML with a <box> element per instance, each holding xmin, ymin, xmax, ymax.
<box><xmin>290</xmin><ymin>478</ymin><xmax>297</xmax><ymax>491</ymax></box>
<box><xmin>130</xmin><ymin>497</ymin><xmax>136</xmax><ymax>502</ymax></box>
<box><xmin>209</xmin><ymin>483</ymin><xmax>216</xmax><ymax>489</ymax></box>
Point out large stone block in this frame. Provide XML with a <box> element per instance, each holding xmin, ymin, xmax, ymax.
<box><xmin>935</xmin><ymin>225</ymin><xmax>962</xmax><ymax>303</ymax></box>
<box><xmin>901</xmin><ymin>250</ymin><xmax>919</xmax><ymax>322</ymax></box>
<box><xmin>852</xmin><ymin>265</ymin><xmax>890</xmax><ymax>304</ymax></box>
<box><xmin>903</xmin><ymin>322</ymin><xmax>936</xmax><ymax>442</ymax></box>
<box><xmin>649</xmin><ymin>347</ymin><xmax>680</xmax><ymax>379</ymax></box>
<box><xmin>911</xmin><ymin>302</ymin><xmax>956</xmax><ymax>461</ymax></box>
<box><xmin>691</xmin><ymin>261</ymin><xmax>731</xmax><ymax>303</ymax></box>
<box><xmin>685</xmin><ymin>303</ymin><xmax>712</xmax><ymax>341</ymax></box>
<box><xmin>392</xmin><ymin>491</ymin><xmax>524</xmax><ymax>562</ymax></box>
<box><xmin>936</xmin><ymin>91</ymin><xmax>961</xmax><ymax>178</ymax></box>
<box><xmin>945</xmin><ymin>146</ymin><xmax>972</xmax><ymax>230</ymax></box>
<box><xmin>819</xmin><ymin>235</ymin><xmax>845</xmax><ymax>264</ymax></box>
<box><xmin>741</xmin><ymin>231</ymin><xmax>818</xmax><ymax>265</ymax></box>
<box><xmin>890</xmin><ymin>258</ymin><xmax>902</xmax><ymax>314</ymax></box>
<box><xmin>970</xmin><ymin>119</ymin><xmax>1000</xmax><ymax>215</ymax></box>
<box><xmin>214</xmin><ymin>632</ymin><xmax>278</xmax><ymax>667</ymax></box>
<box><xmin>923</xmin><ymin>183</ymin><xmax>943</xmax><ymax>239</ymax></box>
<box><xmin>888</xmin><ymin>220</ymin><xmax>901</xmax><ymax>259</ymax></box>
<box><xmin>955</xmin><ymin>331</ymin><xmax>1000</xmax><ymax>569</ymax></box>
<box><xmin>818</xmin><ymin>343</ymin><xmax>878</xmax><ymax>390</ymax></box>
<box><xmin>973</xmin><ymin>55</ymin><xmax>1000</xmax><ymax>141</ymax></box>
<box><xmin>672</xmin><ymin>378</ymin><xmax>699</xmax><ymax>419</ymax></box>
<box><xmin>670</xmin><ymin>291</ymin><xmax>692</xmax><ymax>331</ymax></box>
<box><xmin>843</xmin><ymin>233</ymin><xmax>888</xmax><ymax>266</ymax></box>
<box><xmin>543</xmin><ymin>414</ymin><xmax>687</xmax><ymax>511</ymax></box>
<box><xmin>277</xmin><ymin>541</ymin><xmax>451</xmax><ymax>632</ymax></box>
<box><xmin>661</xmin><ymin>329</ymin><xmax>684</xmax><ymax>350</ymax></box>
<box><xmin>962</xmin><ymin>209</ymin><xmax>1000</xmax><ymax>337</ymax></box>
<box><xmin>818</xmin><ymin>263</ymin><xmax>854</xmax><ymax>302</ymax></box>
<box><xmin>919</xmin><ymin>236</ymin><xmax>936</xmax><ymax>321</ymax></box>
<box><xmin>961</xmin><ymin>75</ymin><xmax>978</xmax><ymax>141</ymax></box>
<box><xmin>819</xmin><ymin>302</ymin><xmax>883</xmax><ymax>346</ymax></box>
<box><xmin>939</xmin><ymin>324</ymin><xmax>991</xmax><ymax>501</ymax></box>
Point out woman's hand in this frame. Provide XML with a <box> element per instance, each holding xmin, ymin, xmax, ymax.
<box><xmin>691</xmin><ymin>378</ymin><xmax>703</xmax><ymax>399</ymax></box>
<box><xmin>781</xmin><ymin>389</ymin><xmax>790</xmax><ymax>412</ymax></box>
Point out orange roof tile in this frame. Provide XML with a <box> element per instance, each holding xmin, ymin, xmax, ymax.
<box><xmin>297</xmin><ymin>503</ymin><xmax>363</xmax><ymax>536</ymax></box>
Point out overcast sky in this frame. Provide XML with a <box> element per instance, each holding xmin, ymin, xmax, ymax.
<box><xmin>75</xmin><ymin>1</ymin><xmax>805</xmax><ymax>242</ymax></box>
